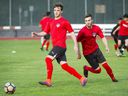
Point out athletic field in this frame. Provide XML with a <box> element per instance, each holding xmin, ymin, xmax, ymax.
<box><xmin>0</xmin><ymin>39</ymin><xmax>128</xmax><ymax>96</ymax></box>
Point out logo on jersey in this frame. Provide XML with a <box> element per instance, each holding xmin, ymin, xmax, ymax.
<box><xmin>56</xmin><ymin>23</ymin><xmax>60</xmax><ymax>28</ymax></box>
<box><xmin>123</xmin><ymin>24</ymin><xmax>128</xmax><ymax>28</ymax></box>
<box><xmin>92</xmin><ymin>32</ymin><xmax>97</xmax><ymax>37</ymax></box>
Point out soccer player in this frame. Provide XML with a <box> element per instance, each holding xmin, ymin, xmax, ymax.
<box><xmin>111</xmin><ymin>18</ymin><xmax>122</xmax><ymax>51</ymax></box>
<box><xmin>32</xmin><ymin>3</ymin><xmax>87</xmax><ymax>87</ymax></box>
<box><xmin>111</xmin><ymin>18</ymin><xmax>126</xmax><ymax>56</ymax></box>
<box><xmin>39</xmin><ymin>12</ymin><xmax>51</xmax><ymax>51</ymax></box>
<box><xmin>113</xmin><ymin>14</ymin><xmax>128</xmax><ymax>55</ymax></box>
<box><xmin>77</xmin><ymin>14</ymin><xmax>118</xmax><ymax>82</ymax></box>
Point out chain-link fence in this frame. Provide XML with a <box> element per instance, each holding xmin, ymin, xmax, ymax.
<box><xmin>0</xmin><ymin>0</ymin><xmax>128</xmax><ymax>26</ymax></box>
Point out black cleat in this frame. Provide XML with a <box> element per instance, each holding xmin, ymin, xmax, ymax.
<box><xmin>112</xmin><ymin>79</ymin><xmax>118</xmax><ymax>82</ymax></box>
<box><xmin>46</xmin><ymin>49</ymin><xmax>49</xmax><ymax>51</ymax></box>
<box><xmin>83</xmin><ymin>65</ymin><xmax>88</xmax><ymax>78</ymax></box>
<box><xmin>38</xmin><ymin>81</ymin><xmax>52</xmax><ymax>87</ymax></box>
<box><xmin>40</xmin><ymin>47</ymin><xmax>44</xmax><ymax>51</ymax></box>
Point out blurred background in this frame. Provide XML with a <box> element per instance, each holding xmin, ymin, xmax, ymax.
<box><xmin>0</xmin><ymin>0</ymin><xmax>128</xmax><ymax>37</ymax></box>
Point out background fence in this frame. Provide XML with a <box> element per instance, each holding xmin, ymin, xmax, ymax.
<box><xmin>0</xmin><ymin>0</ymin><xmax>128</xmax><ymax>37</ymax></box>
<box><xmin>0</xmin><ymin>0</ymin><xmax>128</xmax><ymax>26</ymax></box>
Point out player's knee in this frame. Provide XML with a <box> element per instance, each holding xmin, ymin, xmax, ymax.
<box><xmin>125</xmin><ymin>43</ymin><xmax>128</xmax><ymax>47</ymax></box>
<box><xmin>95</xmin><ymin>67</ymin><xmax>101</xmax><ymax>73</ymax></box>
<box><xmin>61</xmin><ymin>63</ymin><xmax>68</xmax><ymax>70</ymax></box>
<box><xmin>118</xmin><ymin>45</ymin><xmax>122</xmax><ymax>49</ymax></box>
<box><xmin>45</xmin><ymin>56</ymin><xmax>53</xmax><ymax>63</ymax></box>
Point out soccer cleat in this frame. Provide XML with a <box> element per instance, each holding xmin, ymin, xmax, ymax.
<box><xmin>83</xmin><ymin>65</ymin><xmax>88</xmax><ymax>78</ymax></box>
<box><xmin>38</xmin><ymin>80</ymin><xmax>52</xmax><ymax>87</ymax></box>
<box><xmin>40</xmin><ymin>47</ymin><xmax>44</xmax><ymax>51</ymax></box>
<box><xmin>46</xmin><ymin>49</ymin><xmax>49</xmax><ymax>51</ymax></box>
<box><xmin>80</xmin><ymin>77</ymin><xmax>87</xmax><ymax>86</ymax></box>
<box><xmin>112</xmin><ymin>79</ymin><xmax>118</xmax><ymax>82</ymax></box>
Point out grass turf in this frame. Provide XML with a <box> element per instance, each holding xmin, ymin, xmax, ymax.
<box><xmin>0</xmin><ymin>39</ymin><xmax>128</xmax><ymax>96</ymax></box>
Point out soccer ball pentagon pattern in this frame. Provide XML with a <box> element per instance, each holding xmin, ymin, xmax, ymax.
<box><xmin>4</xmin><ymin>82</ymin><xmax>16</xmax><ymax>94</ymax></box>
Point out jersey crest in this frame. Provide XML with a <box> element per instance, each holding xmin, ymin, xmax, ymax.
<box><xmin>92</xmin><ymin>32</ymin><xmax>97</xmax><ymax>37</ymax></box>
<box><xmin>56</xmin><ymin>23</ymin><xmax>60</xmax><ymax>28</ymax></box>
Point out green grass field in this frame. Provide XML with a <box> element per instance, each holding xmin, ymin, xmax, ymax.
<box><xmin>0</xmin><ymin>39</ymin><xmax>128</xmax><ymax>96</ymax></box>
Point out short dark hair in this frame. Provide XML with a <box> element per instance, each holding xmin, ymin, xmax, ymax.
<box><xmin>118</xmin><ymin>17</ymin><xmax>122</xmax><ymax>20</ymax></box>
<box><xmin>46</xmin><ymin>11</ymin><xmax>51</xmax><ymax>16</ymax></box>
<box><xmin>85</xmin><ymin>14</ymin><xmax>93</xmax><ymax>19</ymax></box>
<box><xmin>123</xmin><ymin>13</ymin><xmax>128</xmax><ymax>18</ymax></box>
<box><xmin>53</xmin><ymin>3</ymin><xmax>63</xmax><ymax>11</ymax></box>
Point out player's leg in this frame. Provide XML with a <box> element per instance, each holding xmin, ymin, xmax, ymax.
<box><xmin>118</xmin><ymin>36</ymin><xmax>124</xmax><ymax>56</ymax></box>
<box><xmin>83</xmin><ymin>65</ymin><xmax>101</xmax><ymax>77</ymax></box>
<box><xmin>113</xmin><ymin>35</ymin><xmax>118</xmax><ymax>51</ymax></box>
<box><xmin>55</xmin><ymin>48</ymin><xmax>87</xmax><ymax>86</ymax></box>
<box><xmin>39</xmin><ymin>55</ymin><xmax>54</xmax><ymax>87</ymax></box>
<box><xmin>40</xmin><ymin>37</ymin><xmax>46</xmax><ymax>51</ymax></box>
<box><xmin>83</xmin><ymin>49</ymin><xmax>102</xmax><ymax>78</ymax></box>
<box><xmin>102</xmin><ymin>62</ymin><xmax>118</xmax><ymax>82</ymax></box>
<box><xmin>125</xmin><ymin>38</ymin><xmax>128</xmax><ymax>52</ymax></box>
<box><xmin>83</xmin><ymin>58</ymin><xmax>101</xmax><ymax>78</ymax></box>
<box><xmin>44</xmin><ymin>34</ymin><xmax>50</xmax><ymax>51</ymax></box>
<box><xmin>45</xmin><ymin>40</ymin><xmax>50</xmax><ymax>51</ymax></box>
<box><xmin>39</xmin><ymin>46</ymin><xmax>61</xmax><ymax>87</ymax></box>
<box><xmin>96</xmin><ymin>48</ymin><xmax>118</xmax><ymax>82</ymax></box>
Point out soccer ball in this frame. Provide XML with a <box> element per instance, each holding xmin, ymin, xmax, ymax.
<box><xmin>4</xmin><ymin>82</ymin><xmax>16</xmax><ymax>94</ymax></box>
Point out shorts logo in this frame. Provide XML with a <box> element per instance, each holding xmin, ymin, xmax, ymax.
<box><xmin>52</xmin><ymin>51</ymin><xmax>57</xmax><ymax>58</ymax></box>
<box><xmin>53</xmin><ymin>54</ymin><xmax>57</xmax><ymax>58</ymax></box>
<box><xmin>56</xmin><ymin>23</ymin><xmax>60</xmax><ymax>28</ymax></box>
<box><xmin>92</xmin><ymin>32</ymin><xmax>97</xmax><ymax>37</ymax></box>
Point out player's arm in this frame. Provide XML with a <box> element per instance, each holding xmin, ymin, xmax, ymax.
<box><xmin>101</xmin><ymin>37</ymin><xmax>109</xmax><ymax>53</ymax></box>
<box><xmin>70</xmin><ymin>32</ymin><xmax>81</xmax><ymax>59</ymax></box>
<box><xmin>39</xmin><ymin>24</ymin><xmax>42</xmax><ymax>28</ymax></box>
<box><xmin>113</xmin><ymin>26</ymin><xmax>120</xmax><ymax>35</ymax></box>
<box><xmin>98</xmin><ymin>26</ymin><xmax>109</xmax><ymax>53</ymax></box>
<box><xmin>77</xmin><ymin>43</ymin><xmax>82</xmax><ymax>59</ymax></box>
<box><xmin>31</xmin><ymin>31</ymin><xmax>47</xmax><ymax>37</ymax></box>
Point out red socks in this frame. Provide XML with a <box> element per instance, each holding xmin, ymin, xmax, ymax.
<box><xmin>46</xmin><ymin>41</ymin><xmax>50</xmax><ymax>50</ymax></box>
<box><xmin>45</xmin><ymin>58</ymin><xmax>83</xmax><ymax>80</ymax></box>
<box><xmin>42</xmin><ymin>40</ymin><xmax>50</xmax><ymax>50</ymax></box>
<box><xmin>61</xmin><ymin>64</ymin><xmax>82</xmax><ymax>80</ymax></box>
<box><xmin>102</xmin><ymin>62</ymin><xmax>116</xmax><ymax>81</ymax></box>
<box><xmin>45</xmin><ymin>57</ymin><xmax>53</xmax><ymax>80</ymax></box>
<box><xmin>42</xmin><ymin>40</ymin><xmax>47</xmax><ymax>47</ymax></box>
<box><xmin>114</xmin><ymin>44</ymin><xmax>118</xmax><ymax>50</ymax></box>
<box><xmin>84</xmin><ymin>66</ymin><xmax>101</xmax><ymax>73</ymax></box>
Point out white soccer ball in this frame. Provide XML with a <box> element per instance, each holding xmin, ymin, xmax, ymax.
<box><xmin>4</xmin><ymin>82</ymin><xmax>16</xmax><ymax>94</ymax></box>
<box><xmin>12</xmin><ymin>50</ymin><xmax>16</xmax><ymax>54</ymax></box>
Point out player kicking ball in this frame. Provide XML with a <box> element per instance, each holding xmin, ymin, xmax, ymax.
<box><xmin>77</xmin><ymin>14</ymin><xmax>118</xmax><ymax>82</ymax></box>
<box><xmin>32</xmin><ymin>3</ymin><xmax>87</xmax><ymax>87</ymax></box>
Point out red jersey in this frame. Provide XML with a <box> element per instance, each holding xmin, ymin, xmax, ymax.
<box><xmin>39</xmin><ymin>16</ymin><xmax>51</xmax><ymax>31</ymax></box>
<box><xmin>44</xmin><ymin>17</ymin><xmax>73</xmax><ymax>48</ymax></box>
<box><xmin>118</xmin><ymin>20</ymin><xmax>128</xmax><ymax>36</ymax></box>
<box><xmin>77</xmin><ymin>25</ymin><xmax>104</xmax><ymax>55</ymax></box>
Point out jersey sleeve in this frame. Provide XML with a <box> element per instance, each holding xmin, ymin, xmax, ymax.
<box><xmin>65</xmin><ymin>21</ymin><xmax>74</xmax><ymax>33</ymax></box>
<box><xmin>77</xmin><ymin>28</ymin><xmax>84</xmax><ymax>42</ymax></box>
<box><xmin>97</xmin><ymin>26</ymin><xmax>104</xmax><ymax>38</ymax></box>
<box><xmin>120</xmin><ymin>20</ymin><xmax>124</xmax><ymax>26</ymax></box>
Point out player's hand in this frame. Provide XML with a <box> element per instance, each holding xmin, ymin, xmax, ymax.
<box><xmin>74</xmin><ymin>45</ymin><xmax>81</xmax><ymax>59</ymax></box>
<box><xmin>31</xmin><ymin>32</ymin><xmax>37</xmax><ymax>37</ymax></box>
<box><xmin>106</xmin><ymin>47</ymin><xmax>109</xmax><ymax>53</ymax></box>
<box><xmin>31</xmin><ymin>32</ymin><xmax>34</xmax><ymax>37</ymax></box>
<box><xmin>112</xmin><ymin>32</ymin><xmax>115</xmax><ymax>35</ymax></box>
<box><xmin>77</xmin><ymin>53</ymin><xmax>81</xmax><ymax>59</ymax></box>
